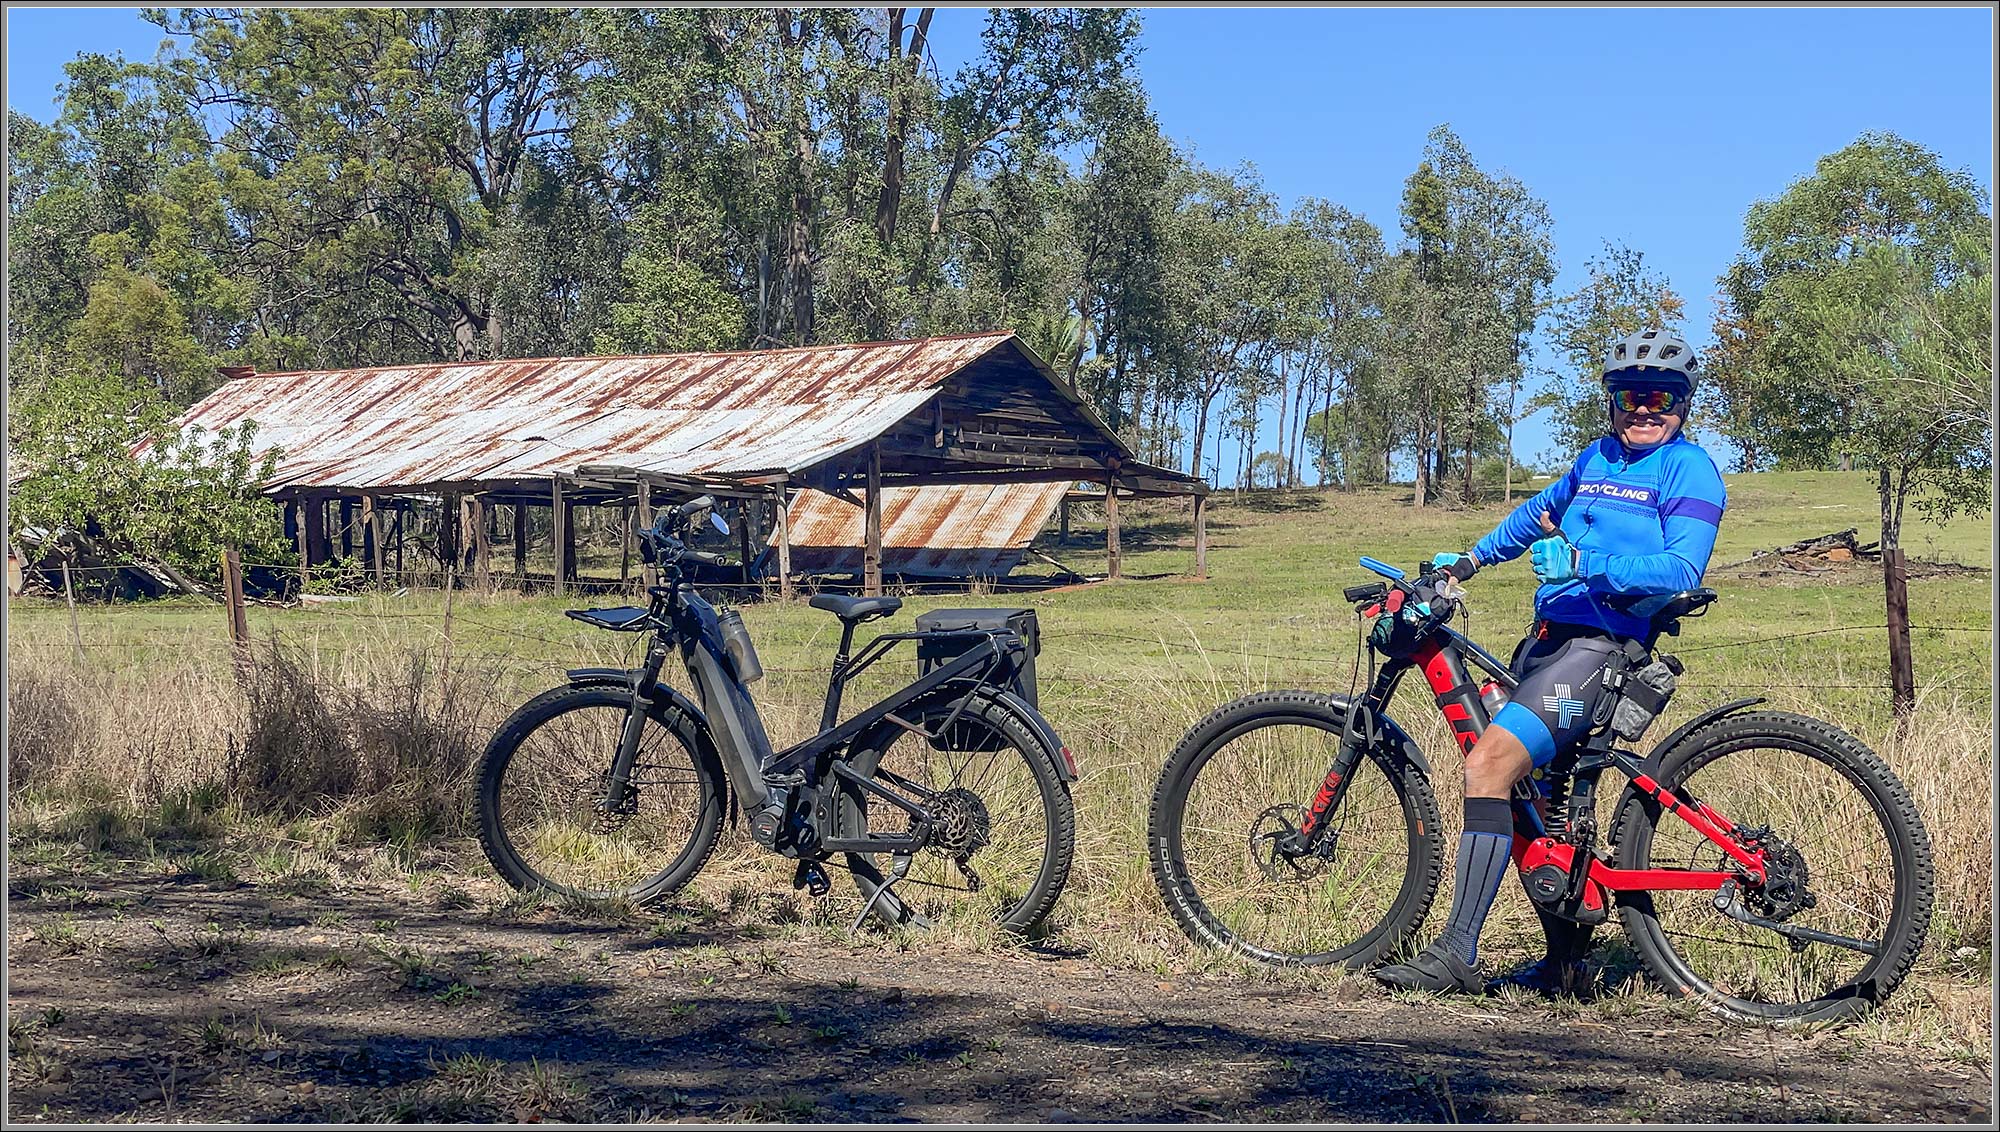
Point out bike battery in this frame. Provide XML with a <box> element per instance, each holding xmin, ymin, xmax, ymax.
<box><xmin>914</xmin><ymin>607</ymin><xmax>1039</xmax><ymax>708</ymax></box>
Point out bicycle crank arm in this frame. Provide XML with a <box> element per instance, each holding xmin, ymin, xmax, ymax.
<box><xmin>1712</xmin><ymin>881</ymin><xmax>1879</xmax><ymax>956</ymax></box>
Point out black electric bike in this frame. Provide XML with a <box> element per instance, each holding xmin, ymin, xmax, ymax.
<box><xmin>1148</xmin><ymin>555</ymin><xmax>1934</xmax><ymax>1022</ymax></box>
<box><xmin>475</xmin><ymin>496</ymin><xmax>1077</xmax><ymax>933</ymax></box>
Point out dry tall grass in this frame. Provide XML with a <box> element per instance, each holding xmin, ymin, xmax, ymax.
<box><xmin>4</xmin><ymin>593</ymin><xmax>1991</xmax><ymax>980</ymax></box>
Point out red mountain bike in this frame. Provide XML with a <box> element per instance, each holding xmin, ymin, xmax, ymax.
<box><xmin>1147</xmin><ymin>556</ymin><xmax>1934</xmax><ymax>1022</ymax></box>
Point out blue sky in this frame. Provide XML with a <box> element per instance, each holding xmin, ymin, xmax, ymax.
<box><xmin>8</xmin><ymin>5</ymin><xmax>1994</xmax><ymax>475</ymax></box>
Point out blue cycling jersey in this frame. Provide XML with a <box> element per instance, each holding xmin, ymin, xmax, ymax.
<box><xmin>1472</xmin><ymin>433</ymin><xmax>1727</xmax><ymax>640</ymax></box>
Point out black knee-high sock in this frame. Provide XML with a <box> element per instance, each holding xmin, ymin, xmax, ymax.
<box><xmin>1436</xmin><ymin>797</ymin><xmax>1514</xmax><ymax>965</ymax></box>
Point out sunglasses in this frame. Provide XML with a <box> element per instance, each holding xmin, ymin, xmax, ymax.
<box><xmin>1610</xmin><ymin>388</ymin><xmax>1682</xmax><ymax>414</ymax></box>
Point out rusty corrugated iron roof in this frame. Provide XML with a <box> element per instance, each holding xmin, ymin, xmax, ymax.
<box><xmin>778</xmin><ymin>482</ymin><xmax>1069</xmax><ymax>578</ymax></box>
<box><xmin>173</xmin><ymin>334</ymin><xmax>1023</xmax><ymax>492</ymax></box>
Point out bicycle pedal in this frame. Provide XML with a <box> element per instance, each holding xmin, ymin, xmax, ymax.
<box><xmin>792</xmin><ymin>860</ymin><xmax>831</xmax><ymax>898</ymax></box>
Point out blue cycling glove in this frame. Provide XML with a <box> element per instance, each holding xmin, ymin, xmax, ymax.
<box><xmin>1529</xmin><ymin>537</ymin><xmax>1578</xmax><ymax>584</ymax></box>
<box><xmin>1431</xmin><ymin>552</ymin><xmax>1478</xmax><ymax>581</ymax></box>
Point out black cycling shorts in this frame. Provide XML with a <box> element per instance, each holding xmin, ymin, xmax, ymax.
<box><xmin>1488</xmin><ymin>623</ymin><xmax>1630</xmax><ymax>768</ymax></box>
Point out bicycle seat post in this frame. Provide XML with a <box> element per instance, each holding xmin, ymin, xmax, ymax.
<box><xmin>819</xmin><ymin>620</ymin><xmax>859</xmax><ymax>734</ymax></box>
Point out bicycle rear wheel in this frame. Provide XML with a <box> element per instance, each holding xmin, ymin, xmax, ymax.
<box><xmin>1610</xmin><ymin>710</ymin><xmax>1933</xmax><ymax>1022</ymax></box>
<box><xmin>1148</xmin><ymin>691</ymin><xmax>1443</xmax><ymax>967</ymax></box>
<box><xmin>834</xmin><ymin>692</ymin><xmax>1074</xmax><ymax>935</ymax></box>
<box><xmin>476</xmin><ymin>685</ymin><xmax>727</xmax><ymax>904</ymax></box>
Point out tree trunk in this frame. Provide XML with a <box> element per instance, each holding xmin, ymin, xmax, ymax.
<box><xmin>1462</xmin><ymin>376</ymin><xmax>1479</xmax><ymax>504</ymax></box>
<box><xmin>1880</xmin><ymin>467</ymin><xmax>1915</xmax><ymax>721</ymax></box>
<box><xmin>873</xmin><ymin>9</ymin><xmax>932</xmax><ymax>255</ymax></box>
<box><xmin>1413</xmin><ymin>408</ymin><xmax>1432</xmax><ymax>508</ymax></box>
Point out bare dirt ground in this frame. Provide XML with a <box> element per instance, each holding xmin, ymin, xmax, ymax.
<box><xmin>6</xmin><ymin>860</ymin><xmax>1993</xmax><ymax>1125</ymax></box>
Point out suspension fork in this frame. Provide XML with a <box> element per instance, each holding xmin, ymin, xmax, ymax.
<box><xmin>601</xmin><ymin>631</ymin><xmax>672</xmax><ymax>810</ymax></box>
<box><xmin>1296</xmin><ymin>664</ymin><xmax>1405</xmax><ymax>845</ymax></box>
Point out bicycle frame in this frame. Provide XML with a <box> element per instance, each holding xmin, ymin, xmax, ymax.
<box><xmin>586</xmin><ymin>571</ymin><xmax>1045</xmax><ymax>860</ymax></box>
<box><xmin>1296</xmin><ymin>574</ymin><xmax>1774</xmax><ymax>910</ymax></box>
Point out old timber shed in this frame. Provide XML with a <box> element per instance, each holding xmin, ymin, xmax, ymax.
<box><xmin>177</xmin><ymin>332</ymin><xmax>1210</xmax><ymax>596</ymax></box>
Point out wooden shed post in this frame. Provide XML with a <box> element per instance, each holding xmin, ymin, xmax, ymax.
<box><xmin>302</xmin><ymin>493</ymin><xmax>328</xmax><ymax>567</ymax></box>
<box><xmin>439</xmin><ymin>492</ymin><xmax>461</xmax><ymax>587</ymax></box>
<box><xmin>361</xmin><ymin>494</ymin><xmax>384</xmax><ymax>585</ymax></box>
<box><xmin>339</xmin><ymin>497</ymin><xmax>356</xmax><ymax>559</ymax></box>
<box><xmin>512</xmin><ymin>501</ymin><xmax>528</xmax><ymax>588</ymax></box>
<box><xmin>864</xmin><ymin>445</ymin><xmax>883</xmax><ymax>597</ymax></box>
<box><xmin>637</xmin><ymin>480</ymin><xmax>655</xmax><ymax>588</ymax></box>
<box><xmin>738</xmin><ymin>499</ymin><xmax>754</xmax><ymax>584</ymax></box>
<box><xmin>291</xmin><ymin>498</ymin><xmax>310</xmax><ymax>590</ymax></box>
<box><xmin>620</xmin><ymin>503</ymin><xmax>633</xmax><ymax>585</ymax></box>
<box><xmin>1059</xmin><ymin>496</ymin><xmax>1070</xmax><ymax>545</ymax></box>
<box><xmin>773</xmin><ymin>483</ymin><xmax>792</xmax><ymax>600</ymax></box>
<box><xmin>1104</xmin><ymin>479</ymin><xmax>1122</xmax><ymax>580</ymax></box>
<box><xmin>551</xmin><ymin>478</ymin><xmax>571</xmax><ymax>595</ymax></box>
<box><xmin>470</xmin><ymin>494</ymin><xmax>492</xmax><ymax>592</ymax></box>
<box><xmin>1193</xmin><ymin>492</ymin><xmax>1209</xmax><ymax>580</ymax></box>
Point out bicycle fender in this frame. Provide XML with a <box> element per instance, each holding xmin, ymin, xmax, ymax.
<box><xmin>1639</xmin><ymin>696</ymin><xmax>1768</xmax><ymax>773</ymax></box>
<box><xmin>911</xmin><ymin>683</ymin><xmax>1077</xmax><ymax>784</ymax></box>
<box><xmin>982</xmin><ymin>687</ymin><xmax>1077</xmax><ymax>783</ymax></box>
<box><xmin>1327</xmin><ymin>694</ymin><xmax>1434</xmax><ymax>778</ymax></box>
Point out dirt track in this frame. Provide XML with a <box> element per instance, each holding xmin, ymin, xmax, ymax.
<box><xmin>6</xmin><ymin>865</ymin><xmax>1992</xmax><ymax>1124</ymax></box>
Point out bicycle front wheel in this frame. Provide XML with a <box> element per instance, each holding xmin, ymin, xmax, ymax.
<box><xmin>1610</xmin><ymin>710</ymin><xmax>1934</xmax><ymax>1022</ymax></box>
<box><xmin>1149</xmin><ymin>691</ymin><xmax>1444</xmax><ymax>967</ymax></box>
<box><xmin>834</xmin><ymin>692</ymin><xmax>1075</xmax><ymax>935</ymax></box>
<box><xmin>476</xmin><ymin>685</ymin><xmax>727</xmax><ymax>904</ymax></box>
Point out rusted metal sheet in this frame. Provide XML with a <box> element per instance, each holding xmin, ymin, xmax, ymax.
<box><xmin>173</xmin><ymin>334</ymin><xmax>1017</xmax><ymax>492</ymax></box>
<box><xmin>778</xmin><ymin>482</ymin><xmax>1069</xmax><ymax>578</ymax></box>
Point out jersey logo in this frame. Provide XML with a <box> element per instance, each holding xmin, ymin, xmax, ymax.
<box><xmin>1542</xmin><ymin>682</ymin><xmax>1587</xmax><ymax>730</ymax></box>
<box><xmin>1575</xmin><ymin>481</ymin><xmax>1657</xmax><ymax>506</ymax></box>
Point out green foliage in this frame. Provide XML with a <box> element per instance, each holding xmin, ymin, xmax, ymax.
<box><xmin>1708</xmin><ymin>131</ymin><xmax>1991</xmax><ymax>540</ymax></box>
<box><xmin>1537</xmin><ymin>241</ymin><xmax>1687</xmax><ymax>453</ymax></box>
<box><xmin>7</xmin><ymin>359</ymin><xmax>283</xmax><ymax>582</ymax></box>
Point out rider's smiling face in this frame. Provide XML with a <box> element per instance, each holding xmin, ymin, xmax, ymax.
<box><xmin>1612</xmin><ymin>398</ymin><xmax>1683</xmax><ymax>448</ymax></box>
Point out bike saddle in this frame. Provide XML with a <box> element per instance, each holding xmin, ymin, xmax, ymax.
<box><xmin>564</xmin><ymin>606</ymin><xmax>654</xmax><ymax>631</ymax></box>
<box><xmin>809</xmin><ymin>594</ymin><xmax>903</xmax><ymax>623</ymax></box>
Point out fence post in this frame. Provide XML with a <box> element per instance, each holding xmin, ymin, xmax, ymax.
<box><xmin>220</xmin><ymin>546</ymin><xmax>251</xmax><ymax>679</ymax></box>
<box><xmin>60</xmin><ymin>556</ymin><xmax>85</xmax><ymax>664</ymax></box>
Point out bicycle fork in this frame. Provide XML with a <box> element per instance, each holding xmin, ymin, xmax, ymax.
<box><xmin>600</xmin><ymin>638</ymin><xmax>673</xmax><ymax>815</ymax></box>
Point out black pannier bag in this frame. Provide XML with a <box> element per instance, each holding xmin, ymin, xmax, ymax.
<box><xmin>914</xmin><ymin>608</ymin><xmax>1041</xmax><ymax>752</ymax></box>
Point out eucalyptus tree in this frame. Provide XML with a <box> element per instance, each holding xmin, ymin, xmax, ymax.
<box><xmin>1709</xmin><ymin>132</ymin><xmax>1991</xmax><ymax>718</ymax></box>
<box><xmin>1539</xmin><ymin>241</ymin><xmax>1686</xmax><ymax>454</ymax></box>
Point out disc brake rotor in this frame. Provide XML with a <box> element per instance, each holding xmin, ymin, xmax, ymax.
<box><xmin>1250</xmin><ymin>803</ymin><xmax>1328</xmax><ymax>881</ymax></box>
<box><xmin>921</xmin><ymin>786</ymin><xmax>992</xmax><ymax>860</ymax></box>
<box><xmin>583</xmin><ymin>771</ymin><xmax>639</xmax><ymax>834</ymax></box>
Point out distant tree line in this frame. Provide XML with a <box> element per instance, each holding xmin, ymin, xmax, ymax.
<box><xmin>8</xmin><ymin>8</ymin><xmax>1990</xmax><ymax>535</ymax></box>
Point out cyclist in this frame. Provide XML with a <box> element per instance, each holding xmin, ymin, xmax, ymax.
<box><xmin>1373</xmin><ymin>328</ymin><xmax>1728</xmax><ymax>997</ymax></box>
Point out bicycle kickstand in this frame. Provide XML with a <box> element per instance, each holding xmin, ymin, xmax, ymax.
<box><xmin>850</xmin><ymin>852</ymin><xmax>915</xmax><ymax>934</ymax></box>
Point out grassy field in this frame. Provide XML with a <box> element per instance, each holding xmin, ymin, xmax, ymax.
<box><xmin>7</xmin><ymin>471</ymin><xmax>1993</xmax><ymax>1020</ymax></box>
